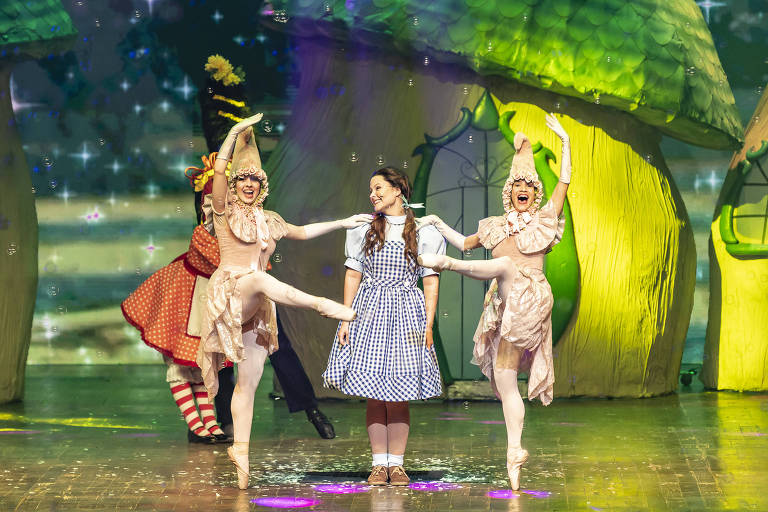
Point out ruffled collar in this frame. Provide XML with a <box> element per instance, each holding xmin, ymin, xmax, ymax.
<box><xmin>505</xmin><ymin>208</ymin><xmax>536</xmax><ymax>236</ymax></box>
<box><xmin>225</xmin><ymin>193</ymin><xmax>270</xmax><ymax>248</ymax></box>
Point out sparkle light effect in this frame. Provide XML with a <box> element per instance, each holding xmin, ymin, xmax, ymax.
<box><xmin>158</xmin><ymin>100</ymin><xmax>171</xmax><ymax>112</ymax></box>
<box><xmin>694</xmin><ymin>170</ymin><xmax>722</xmax><ymax>193</ymax></box>
<box><xmin>696</xmin><ymin>1</ymin><xmax>727</xmax><ymax>23</ymax></box>
<box><xmin>174</xmin><ymin>76</ymin><xmax>195</xmax><ymax>101</ymax></box>
<box><xmin>70</xmin><ymin>142</ymin><xmax>95</xmax><ymax>168</ymax></box>
<box><xmin>313</xmin><ymin>484</ymin><xmax>370</xmax><ymax>494</ymax></box>
<box><xmin>250</xmin><ymin>497</ymin><xmax>322</xmax><ymax>508</ymax></box>
<box><xmin>107</xmin><ymin>159</ymin><xmax>123</xmax><ymax>175</ymax></box>
<box><xmin>211</xmin><ymin>9</ymin><xmax>224</xmax><ymax>23</ymax></box>
<box><xmin>167</xmin><ymin>156</ymin><xmax>191</xmax><ymax>175</ymax></box>
<box><xmin>409</xmin><ymin>481</ymin><xmax>462</xmax><ymax>492</ymax></box>
<box><xmin>81</xmin><ymin>206</ymin><xmax>103</xmax><ymax>223</ymax></box>
<box><xmin>133</xmin><ymin>103</ymin><xmax>144</xmax><ymax>115</ymax></box>
<box><xmin>57</xmin><ymin>186</ymin><xmax>73</xmax><ymax>204</ymax></box>
<box><xmin>119</xmin><ymin>78</ymin><xmax>131</xmax><ymax>92</ymax></box>
<box><xmin>142</xmin><ymin>236</ymin><xmax>163</xmax><ymax>258</ymax></box>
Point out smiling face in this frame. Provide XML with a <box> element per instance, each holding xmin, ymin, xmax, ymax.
<box><xmin>510</xmin><ymin>179</ymin><xmax>536</xmax><ymax>212</ymax></box>
<box><xmin>235</xmin><ymin>175</ymin><xmax>261</xmax><ymax>205</ymax></box>
<box><xmin>369</xmin><ymin>175</ymin><xmax>404</xmax><ymax>215</ymax></box>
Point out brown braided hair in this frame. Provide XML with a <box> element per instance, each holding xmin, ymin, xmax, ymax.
<box><xmin>363</xmin><ymin>167</ymin><xmax>419</xmax><ymax>267</ymax></box>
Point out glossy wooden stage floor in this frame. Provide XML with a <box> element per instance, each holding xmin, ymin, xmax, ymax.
<box><xmin>1</xmin><ymin>366</ymin><xmax>766</xmax><ymax>511</ymax></box>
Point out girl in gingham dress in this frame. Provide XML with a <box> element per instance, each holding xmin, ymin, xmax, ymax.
<box><xmin>323</xmin><ymin>167</ymin><xmax>445</xmax><ymax>486</ymax></box>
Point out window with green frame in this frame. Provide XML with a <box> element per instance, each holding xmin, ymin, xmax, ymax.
<box><xmin>720</xmin><ymin>140</ymin><xmax>768</xmax><ymax>257</ymax></box>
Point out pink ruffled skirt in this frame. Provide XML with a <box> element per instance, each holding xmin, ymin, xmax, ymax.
<box><xmin>472</xmin><ymin>267</ymin><xmax>555</xmax><ymax>406</ymax></box>
<box><xmin>197</xmin><ymin>265</ymin><xmax>278</xmax><ymax>399</ymax></box>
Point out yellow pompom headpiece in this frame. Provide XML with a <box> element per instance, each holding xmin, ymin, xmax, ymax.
<box><xmin>204</xmin><ymin>54</ymin><xmax>244</xmax><ymax>86</ymax></box>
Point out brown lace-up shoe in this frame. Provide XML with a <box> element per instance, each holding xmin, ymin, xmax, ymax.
<box><xmin>387</xmin><ymin>465</ymin><xmax>410</xmax><ymax>486</ymax></box>
<box><xmin>367</xmin><ymin>465</ymin><xmax>388</xmax><ymax>485</ymax></box>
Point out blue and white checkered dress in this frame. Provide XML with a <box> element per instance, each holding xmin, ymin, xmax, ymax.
<box><xmin>323</xmin><ymin>220</ymin><xmax>445</xmax><ymax>401</ymax></box>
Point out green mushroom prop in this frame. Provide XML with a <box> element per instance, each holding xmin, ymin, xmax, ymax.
<box><xmin>703</xmin><ymin>87</ymin><xmax>768</xmax><ymax>391</ymax></box>
<box><xmin>0</xmin><ymin>2</ymin><xmax>77</xmax><ymax>404</ymax></box>
<box><xmin>263</xmin><ymin>0</ymin><xmax>742</xmax><ymax>398</ymax></box>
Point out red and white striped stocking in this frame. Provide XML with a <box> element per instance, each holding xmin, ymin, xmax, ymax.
<box><xmin>170</xmin><ymin>382</ymin><xmax>211</xmax><ymax>436</ymax></box>
<box><xmin>191</xmin><ymin>382</ymin><xmax>225</xmax><ymax>436</ymax></box>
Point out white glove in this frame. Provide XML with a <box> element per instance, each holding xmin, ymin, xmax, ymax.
<box><xmin>418</xmin><ymin>215</ymin><xmax>466</xmax><ymax>251</ymax></box>
<box><xmin>546</xmin><ymin>113</ymin><xmax>571</xmax><ymax>184</ymax></box>
<box><xmin>217</xmin><ymin>113</ymin><xmax>264</xmax><ymax>163</ymax></box>
<box><xmin>302</xmin><ymin>214</ymin><xmax>373</xmax><ymax>239</ymax></box>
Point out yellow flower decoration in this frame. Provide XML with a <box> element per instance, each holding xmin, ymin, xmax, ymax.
<box><xmin>204</xmin><ymin>54</ymin><xmax>243</xmax><ymax>86</ymax></box>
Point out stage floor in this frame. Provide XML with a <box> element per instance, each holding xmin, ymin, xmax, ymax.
<box><xmin>1</xmin><ymin>365</ymin><xmax>766</xmax><ymax>511</ymax></box>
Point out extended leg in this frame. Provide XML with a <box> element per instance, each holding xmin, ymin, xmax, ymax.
<box><xmin>366</xmin><ymin>399</ymin><xmax>389</xmax><ymax>485</ymax></box>
<box><xmin>239</xmin><ymin>272</ymin><xmax>354</xmax><ymax>321</ymax></box>
<box><xmin>228</xmin><ymin>329</ymin><xmax>268</xmax><ymax>489</ymax></box>
<box><xmin>418</xmin><ymin>254</ymin><xmax>513</xmax><ymax>281</ymax></box>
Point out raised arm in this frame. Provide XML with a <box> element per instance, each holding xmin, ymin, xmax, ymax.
<box><xmin>337</xmin><ymin>269</ymin><xmax>363</xmax><ymax>345</ymax></box>
<box><xmin>417</xmin><ymin>216</ymin><xmax>482</xmax><ymax>251</ymax></box>
<box><xmin>422</xmin><ymin>274</ymin><xmax>439</xmax><ymax>349</ymax></box>
<box><xmin>545</xmin><ymin>113</ymin><xmax>572</xmax><ymax>217</ymax></box>
<box><xmin>212</xmin><ymin>113</ymin><xmax>264</xmax><ymax>212</ymax></box>
<box><xmin>283</xmin><ymin>214</ymin><xmax>373</xmax><ymax>241</ymax></box>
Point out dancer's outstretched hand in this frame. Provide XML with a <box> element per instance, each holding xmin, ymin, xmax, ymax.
<box><xmin>545</xmin><ymin>113</ymin><xmax>569</xmax><ymax>140</ymax></box>
<box><xmin>425</xmin><ymin>326</ymin><xmax>434</xmax><ymax>349</ymax></box>
<box><xmin>341</xmin><ymin>213</ymin><xmax>374</xmax><ymax>229</ymax></box>
<box><xmin>338</xmin><ymin>321</ymin><xmax>350</xmax><ymax>345</ymax></box>
<box><xmin>415</xmin><ymin>215</ymin><xmax>440</xmax><ymax>229</ymax></box>
<box><xmin>230</xmin><ymin>113</ymin><xmax>264</xmax><ymax>135</ymax></box>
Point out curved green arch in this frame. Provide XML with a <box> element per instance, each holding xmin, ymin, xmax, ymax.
<box><xmin>719</xmin><ymin>140</ymin><xmax>768</xmax><ymax>257</ymax></box>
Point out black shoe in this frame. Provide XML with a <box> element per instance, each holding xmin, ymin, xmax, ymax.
<box><xmin>213</xmin><ymin>433</ymin><xmax>232</xmax><ymax>443</ymax></box>
<box><xmin>187</xmin><ymin>430</ymin><xmax>216</xmax><ymax>444</ymax></box>
<box><xmin>306</xmin><ymin>407</ymin><xmax>335</xmax><ymax>439</ymax></box>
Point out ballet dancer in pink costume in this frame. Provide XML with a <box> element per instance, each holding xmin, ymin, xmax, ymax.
<box><xmin>198</xmin><ymin>113</ymin><xmax>371</xmax><ymax>489</ymax></box>
<box><xmin>418</xmin><ymin>113</ymin><xmax>572</xmax><ymax>491</ymax></box>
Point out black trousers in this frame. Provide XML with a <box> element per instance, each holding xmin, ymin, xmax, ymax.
<box><xmin>214</xmin><ymin>312</ymin><xmax>319</xmax><ymax>426</ymax></box>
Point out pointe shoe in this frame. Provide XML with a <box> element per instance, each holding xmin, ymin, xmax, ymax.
<box><xmin>227</xmin><ymin>442</ymin><xmax>250</xmax><ymax>490</ymax></box>
<box><xmin>507</xmin><ymin>448</ymin><xmax>529</xmax><ymax>491</ymax></box>
<box><xmin>315</xmin><ymin>298</ymin><xmax>356</xmax><ymax>321</ymax></box>
<box><xmin>417</xmin><ymin>254</ymin><xmax>451</xmax><ymax>271</ymax></box>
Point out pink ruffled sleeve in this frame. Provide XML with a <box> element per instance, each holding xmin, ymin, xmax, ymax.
<box><xmin>515</xmin><ymin>201</ymin><xmax>565</xmax><ymax>254</ymax></box>
<box><xmin>264</xmin><ymin>210</ymin><xmax>288</xmax><ymax>242</ymax></box>
<box><xmin>476</xmin><ymin>216</ymin><xmax>507</xmax><ymax>250</ymax></box>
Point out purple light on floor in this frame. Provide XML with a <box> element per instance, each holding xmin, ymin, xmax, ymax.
<box><xmin>436</xmin><ymin>417</ymin><xmax>471</xmax><ymax>420</ymax></box>
<box><xmin>522</xmin><ymin>490</ymin><xmax>552</xmax><ymax>498</ymax></box>
<box><xmin>313</xmin><ymin>484</ymin><xmax>370</xmax><ymax>494</ymax></box>
<box><xmin>740</xmin><ymin>432</ymin><xmax>767</xmax><ymax>437</ymax></box>
<box><xmin>0</xmin><ymin>430</ymin><xmax>42</xmax><ymax>435</ymax></box>
<box><xmin>440</xmin><ymin>412</ymin><xmax>467</xmax><ymax>416</ymax></box>
<box><xmin>409</xmin><ymin>481</ymin><xmax>462</xmax><ymax>492</ymax></box>
<box><xmin>487</xmin><ymin>490</ymin><xmax>519</xmax><ymax>499</ymax></box>
<box><xmin>117</xmin><ymin>433</ymin><xmax>159</xmax><ymax>438</ymax></box>
<box><xmin>251</xmin><ymin>497</ymin><xmax>322</xmax><ymax>508</ymax></box>
<box><xmin>477</xmin><ymin>420</ymin><xmax>505</xmax><ymax>425</ymax></box>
